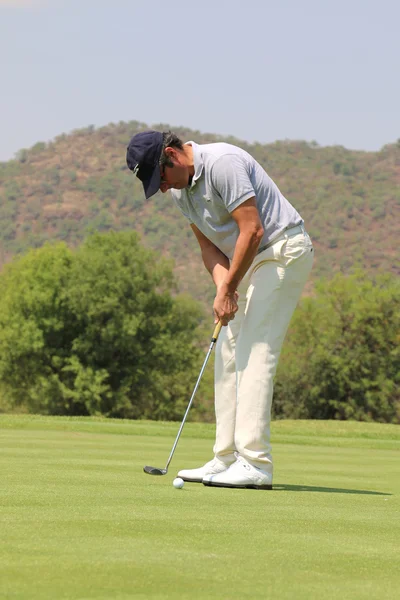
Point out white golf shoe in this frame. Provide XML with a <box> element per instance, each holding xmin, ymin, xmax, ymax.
<box><xmin>177</xmin><ymin>456</ymin><xmax>233</xmax><ymax>483</ymax></box>
<box><xmin>203</xmin><ymin>456</ymin><xmax>273</xmax><ymax>490</ymax></box>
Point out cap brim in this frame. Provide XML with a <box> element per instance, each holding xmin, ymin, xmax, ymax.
<box><xmin>143</xmin><ymin>166</ymin><xmax>161</xmax><ymax>199</ymax></box>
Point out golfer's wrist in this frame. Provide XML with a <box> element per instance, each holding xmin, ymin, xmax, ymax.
<box><xmin>217</xmin><ymin>281</ymin><xmax>236</xmax><ymax>295</ymax></box>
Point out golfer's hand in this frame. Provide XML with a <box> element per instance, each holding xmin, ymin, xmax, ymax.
<box><xmin>213</xmin><ymin>287</ymin><xmax>239</xmax><ymax>326</ymax></box>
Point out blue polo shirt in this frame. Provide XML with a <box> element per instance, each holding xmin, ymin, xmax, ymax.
<box><xmin>170</xmin><ymin>141</ymin><xmax>303</xmax><ymax>260</ymax></box>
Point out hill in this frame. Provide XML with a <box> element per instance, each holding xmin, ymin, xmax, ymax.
<box><xmin>0</xmin><ymin>121</ymin><xmax>398</xmax><ymax>306</ymax></box>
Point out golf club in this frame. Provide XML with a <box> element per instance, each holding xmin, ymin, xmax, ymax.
<box><xmin>143</xmin><ymin>321</ymin><xmax>222</xmax><ymax>476</ymax></box>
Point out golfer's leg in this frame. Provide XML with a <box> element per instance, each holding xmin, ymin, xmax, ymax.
<box><xmin>234</xmin><ymin>242</ymin><xmax>314</xmax><ymax>473</ymax></box>
<box><xmin>213</xmin><ymin>305</ymin><xmax>243</xmax><ymax>461</ymax></box>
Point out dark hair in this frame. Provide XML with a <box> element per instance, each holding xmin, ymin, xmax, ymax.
<box><xmin>159</xmin><ymin>131</ymin><xmax>184</xmax><ymax>169</ymax></box>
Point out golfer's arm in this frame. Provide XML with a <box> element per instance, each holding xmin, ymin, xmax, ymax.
<box><xmin>190</xmin><ymin>224</ymin><xmax>230</xmax><ymax>288</ymax></box>
<box><xmin>222</xmin><ymin>198</ymin><xmax>264</xmax><ymax>292</ymax></box>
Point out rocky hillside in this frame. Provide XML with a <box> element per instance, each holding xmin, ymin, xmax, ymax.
<box><xmin>0</xmin><ymin>120</ymin><xmax>398</xmax><ymax>308</ymax></box>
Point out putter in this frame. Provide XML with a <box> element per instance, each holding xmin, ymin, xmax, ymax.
<box><xmin>143</xmin><ymin>321</ymin><xmax>222</xmax><ymax>476</ymax></box>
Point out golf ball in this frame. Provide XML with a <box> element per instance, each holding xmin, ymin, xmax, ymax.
<box><xmin>173</xmin><ymin>477</ymin><xmax>184</xmax><ymax>489</ymax></box>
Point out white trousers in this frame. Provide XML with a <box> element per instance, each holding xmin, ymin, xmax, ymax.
<box><xmin>213</xmin><ymin>225</ymin><xmax>314</xmax><ymax>474</ymax></box>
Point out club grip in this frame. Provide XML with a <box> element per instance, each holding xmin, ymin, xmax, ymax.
<box><xmin>211</xmin><ymin>321</ymin><xmax>223</xmax><ymax>342</ymax></box>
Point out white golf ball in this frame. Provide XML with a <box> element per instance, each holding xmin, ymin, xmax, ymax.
<box><xmin>173</xmin><ymin>477</ymin><xmax>184</xmax><ymax>489</ymax></box>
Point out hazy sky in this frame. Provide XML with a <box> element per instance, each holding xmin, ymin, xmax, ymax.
<box><xmin>0</xmin><ymin>0</ymin><xmax>399</xmax><ymax>161</ymax></box>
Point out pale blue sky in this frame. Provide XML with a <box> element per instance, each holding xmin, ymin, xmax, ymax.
<box><xmin>0</xmin><ymin>0</ymin><xmax>399</xmax><ymax>161</ymax></box>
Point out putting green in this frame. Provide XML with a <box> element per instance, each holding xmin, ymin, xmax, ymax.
<box><xmin>0</xmin><ymin>415</ymin><xmax>399</xmax><ymax>599</ymax></box>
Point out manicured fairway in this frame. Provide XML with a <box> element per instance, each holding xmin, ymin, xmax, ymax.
<box><xmin>0</xmin><ymin>415</ymin><xmax>399</xmax><ymax>599</ymax></box>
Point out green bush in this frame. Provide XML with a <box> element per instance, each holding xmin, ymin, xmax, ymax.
<box><xmin>274</xmin><ymin>271</ymin><xmax>400</xmax><ymax>423</ymax></box>
<box><xmin>0</xmin><ymin>232</ymin><xmax>206</xmax><ymax>420</ymax></box>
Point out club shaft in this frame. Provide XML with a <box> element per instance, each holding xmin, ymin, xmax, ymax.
<box><xmin>164</xmin><ymin>333</ymin><xmax>219</xmax><ymax>470</ymax></box>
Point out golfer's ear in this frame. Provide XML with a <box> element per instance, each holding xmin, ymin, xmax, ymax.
<box><xmin>165</xmin><ymin>146</ymin><xmax>180</xmax><ymax>164</ymax></box>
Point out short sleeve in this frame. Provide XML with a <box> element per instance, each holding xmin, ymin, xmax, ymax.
<box><xmin>211</xmin><ymin>154</ymin><xmax>255</xmax><ymax>212</ymax></box>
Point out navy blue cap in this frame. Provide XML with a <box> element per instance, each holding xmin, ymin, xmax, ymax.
<box><xmin>126</xmin><ymin>130</ymin><xmax>163</xmax><ymax>199</ymax></box>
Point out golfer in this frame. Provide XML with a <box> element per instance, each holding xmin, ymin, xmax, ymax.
<box><xmin>127</xmin><ymin>130</ymin><xmax>314</xmax><ymax>489</ymax></box>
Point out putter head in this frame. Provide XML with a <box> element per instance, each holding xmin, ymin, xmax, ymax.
<box><xmin>143</xmin><ymin>465</ymin><xmax>167</xmax><ymax>476</ymax></box>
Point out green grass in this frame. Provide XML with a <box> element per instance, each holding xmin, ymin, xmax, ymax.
<box><xmin>1</xmin><ymin>415</ymin><xmax>399</xmax><ymax>599</ymax></box>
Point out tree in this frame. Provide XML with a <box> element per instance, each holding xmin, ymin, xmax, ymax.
<box><xmin>0</xmin><ymin>232</ymin><xmax>206</xmax><ymax>419</ymax></box>
<box><xmin>274</xmin><ymin>271</ymin><xmax>400</xmax><ymax>423</ymax></box>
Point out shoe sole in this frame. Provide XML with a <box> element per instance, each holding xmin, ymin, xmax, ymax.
<box><xmin>180</xmin><ymin>469</ymin><xmax>232</xmax><ymax>484</ymax></box>
<box><xmin>203</xmin><ymin>481</ymin><xmax>272</xmax><ymax>490</ymax></box>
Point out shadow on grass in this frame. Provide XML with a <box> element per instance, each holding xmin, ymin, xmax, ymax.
<box><xmin>274</xmin><ymin>484</ymin><xmax>391</xmax><ymax>496</ymax></box>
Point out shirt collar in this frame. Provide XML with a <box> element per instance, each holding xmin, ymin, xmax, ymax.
<box><xmin>185</xmin><ymin>141</ymin><xmax>203</xmax><ymax>188</ymax></box>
